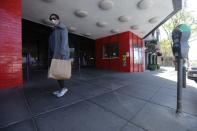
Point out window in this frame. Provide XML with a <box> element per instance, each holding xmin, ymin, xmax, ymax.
<box><xmin>134</xmin><ymin>44</ymin><xmax>143</xmax><ymax>64</ymax></box>
<box><xmin>134</xmin><ymin>46</ymin><xmax>139</xmax><ymax>64</ymax></box>
<box><xmin>102</xmin><ymin>43</ymin><xmax>119</xmax><ymax>58</ymax></box>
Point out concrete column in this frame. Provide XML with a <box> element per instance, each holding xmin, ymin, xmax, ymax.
<box><xmin>152</xmin><ymin>55</ymin><xmax>155</xmax><ymax>64</ymax></box>
<box><xmin>150</xmin><ymin>54</ymin><xmax>152</xmax><ymax>65</ymax></box>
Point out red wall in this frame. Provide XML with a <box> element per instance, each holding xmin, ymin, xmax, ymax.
<box><xmin>96</xmin><ymin>31</ymin><xmax>144</xmax><ymax>72</ymax></box>
<box><xmin>0</xmin><ymin>0</ymin><xmax>22</xmax><ymax>89</ymax></box>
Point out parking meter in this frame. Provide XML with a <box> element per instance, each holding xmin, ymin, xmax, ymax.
<box><xmin>172</xmin><ymin>24</ymin><xmax>191</xmax><ymax>58</ymax></box>
<box><xmin>171</xmin><ymin>24</ymin><xmax>191</xmax><ymax>114</ymax></box>
<box><xmin>172</xmin><ymin>28</ymin><xmax>181</xmax><ymax>57</ymax></box>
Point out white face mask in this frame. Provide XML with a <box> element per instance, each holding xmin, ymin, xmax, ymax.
<box><xmin>51</xmin><ymin>19</ymin><xmax>59</xmax><ymax>26</ymax></box>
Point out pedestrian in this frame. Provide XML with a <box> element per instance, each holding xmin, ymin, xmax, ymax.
<box><xmin>48</xmin><ymin>13</ymin><xmax>70</xmax><ymax>97</ymax></box>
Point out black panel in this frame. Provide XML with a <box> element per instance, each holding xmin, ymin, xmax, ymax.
<box><xmin>22</xmin><ymin>19</ymin><xmax>96</xmax><ymax>72</ymax></box>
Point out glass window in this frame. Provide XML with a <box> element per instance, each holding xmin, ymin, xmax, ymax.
<box><xmin>134</xmin><ymin>44</ymin><xmax>143</xmax><ymax>64</ymax></box>
<box><xmin>138</xmin><ymin>48</ymin><xmax>142</xmax><ymax>64</ymax></box>
<box><xmin>134</xmin><ymin>46</ymin><xmax>139</xmax><ymax>64</ymax></box>
<box><xmin>102</xmin><ymin>43</ymin><xmax>119</xmax><ymax>58</ymax></box>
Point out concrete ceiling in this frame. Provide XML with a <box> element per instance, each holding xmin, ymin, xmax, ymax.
<box><xmin>22</xmin><ymin>0</ymin><xmax>178</xmax><ymax>39</ymax></box>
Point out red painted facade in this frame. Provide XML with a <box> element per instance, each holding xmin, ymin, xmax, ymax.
<box><xmin>0</xmin><ymin>0</ymin><xmax>22</xmax><ymax>89</ymax></box>
<box><xmin>96</xmin><ymin>31</ymin><xmax>144</xmax><ymax>72</ymax></box>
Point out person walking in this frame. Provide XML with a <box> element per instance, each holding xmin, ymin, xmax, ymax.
<box><xmin>48</xmin><ymin>13</ymin><xmax>70</xmax><ymax>97</ymax></box>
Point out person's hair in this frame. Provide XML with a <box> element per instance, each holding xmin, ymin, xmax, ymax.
<box><xmin>49</xmin><ymin>13</ymin><xmax>60</xmax><ymax>20</ymax></box>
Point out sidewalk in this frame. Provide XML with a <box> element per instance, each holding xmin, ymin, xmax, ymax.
<box><xmin>0</xmin><ymin>68</ymin><xmax>197</xmax><ymax>131</ymax></box>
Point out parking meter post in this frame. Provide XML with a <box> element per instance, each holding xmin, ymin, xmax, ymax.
<box><xmin>182</xmin><ymin>65</ymin><xmax>186</xmax><ymax>88</ymax></box>
<box><xmin>172</xmin><ymin>24</ymin><xmax>191</xmax><ymax>114</ymax></box>
<box><xmin>78</xmin><ymin>57</ymin><xmax>81</xmax><ymax>73</ymax></box>
<box><xmin>26</xmin><ymin>53</ymin><xmax>30</xmax><ymax>81</ymax></box>
<box><xmin>176</xmin><ymin>56</ymin><xmax>183</xmax><ymax>113</ymax></box>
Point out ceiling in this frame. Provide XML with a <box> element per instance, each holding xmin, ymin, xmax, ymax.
<box><xmin>22</xmin><ymin>0</ymin><xmax>180</xmax><ymax>39</ymax></box>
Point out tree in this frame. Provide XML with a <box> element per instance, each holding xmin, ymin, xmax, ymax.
<box><xmin>160</xmin><ymin>39</ymin><xmax>173</xmax><ymax>57</ymax></box>
<box><xmin>160</xmin><ymin>39</ymin><xmax>174</xmax><ymax>66</ymax></box>
<box><xmin>159</xmin><ymin>9</ymin><xmax>197</xmax><ymax>66</ymax></box>
<box><xmin>162</xmin><ymin>9</ymin><xmax>197</xmax><ymax>41</ymax></box>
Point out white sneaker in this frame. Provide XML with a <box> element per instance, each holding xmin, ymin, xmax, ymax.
<box><xmin>53</xmin><ymin>90</ymin><xmax>60</xmax><ymax>95</ymax></box>
<box><xmin>56</xmin><ymin>88</ymin><xmax>68</xmax><ymax>98</ymax></box>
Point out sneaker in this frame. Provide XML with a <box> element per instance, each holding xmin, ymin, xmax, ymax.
<box><xmin>56</xmin><ymin>88</ymin><xmax>68</xmax><ymax>98</ymax></box>
<box><xmin>53</xmin><ymin>90</ymin><xmax>60</xmax><ymax>95</ymax></box>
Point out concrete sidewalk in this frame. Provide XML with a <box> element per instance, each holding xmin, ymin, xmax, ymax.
<box><xmin>0</xmin><ymin>68</ymin><xmax>197</xmax><ymax>131</ymax></box>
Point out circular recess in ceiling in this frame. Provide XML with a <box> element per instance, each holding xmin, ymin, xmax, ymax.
<box><xmin>111</xmin><ymin>29</ymin><xmax>119</xmax><ymax>33</ymax></box>
<box><xmin>42</xmin><ymin>0</ymin><xmax>55</xmax><ymax>3</ymax></box>
<box><xmin>99</xmin><ymin>0</ymin><xmax>114</xmax><ymax>10</ymax></box>
<box><xmin>148</xmin><ymin>17</ymin><xmax>159</xmax><ymax>24</ymax></box>
<box><xmin>69</xmin><ymin>26</ymin><xmax>77</xmax><ymax>32</ymax></box>
<box><xmin>118</xmin><ymin>16</ymin><xmax>131</xmax><ymax>22</ymax></box>
<box><xmin>42</xmin><ymin>19</ymin><xmax>54</xmax><ymax>26</ymax></box>
<box><xmin>96</xmin><ymin>21</ymin><xmax>108</xmax><ymax>27</ymax></box>
<box><xmin>83</xmin><ymin>33</ymin><xmax>91</xmax><ymax>37</ymax></box>
<box><xmin>140</xmin><ymin>31</ymin><xmax>145</xmax><ymax>34</ymax></box>
<box><xmin>130</xmin><ymin>25</ymin><xmax>139</xmax><ymax>30</ymax></box>
<box><xmin>75</xmin><ymin>9</ymin><xmax>88</xmax><ymax>18</ymax></box>
<box><xmin>137</xmin><ymin>0</ymin><xmax>154</xmax><ymax>10</ymax></box>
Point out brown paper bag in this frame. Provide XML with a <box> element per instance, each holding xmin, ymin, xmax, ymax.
<box><xmin>48</xmin><ymin>59</ymin><xmax>71</xmax><ymax>80</ymax></box>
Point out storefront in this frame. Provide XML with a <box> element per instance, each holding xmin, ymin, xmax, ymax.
<box><xmin>96</xmin><ymin>31</ymin><xmax>144</xmax><ymax>72</ymax></box>
<box><xmin>0</xmin><ymin>0</ymin><xmax>182</xmax><ymax>89</ymax></box>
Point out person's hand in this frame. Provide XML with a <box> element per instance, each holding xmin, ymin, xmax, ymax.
<box><xmin>60</xmin><ymin>55</ymin><xmax>65</xmax><ymax>59</ymax></box>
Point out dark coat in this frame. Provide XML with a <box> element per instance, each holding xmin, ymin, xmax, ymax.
<box><xmin>48</xmin><ymin>23</ymin><xmax>70</xmax><ymax>60</ymax></box>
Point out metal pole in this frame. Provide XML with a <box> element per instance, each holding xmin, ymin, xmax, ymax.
<box><xmin>26</xmin><ymin>53</ymin><xmax>30</xmax><ymax>81</ymax></box>
<box><xmin>182</xmin><ymin>65</ymin><xmax>186</xmax><ymax>88</ymax></box>
<box><xmin>78</xmin><ymin>57</ymin><xmax>81</xmax><ymax>73</ymax></box>
<box><xmin>176</xmin><ymin>56</ymin><xmax>183</xmax><ymax>113</ymax></box>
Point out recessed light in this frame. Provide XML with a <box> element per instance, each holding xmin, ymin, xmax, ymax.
<box><xmin>118</xmin><ymin>16</ymin><xmax>131</xmax><ymax>22</ymax></box>
<box><xmin>111</xmin><ymin>29</ymin><xmax>119</xmax><ymax>33</ymax></box>
<box><xmin>149</xmin><ymin>17</ymin><xmax>159</xmax><ymax>24</ymax></box>
<box><xmin>74</xmin><ymin>9</ymin><xmax>88</xmax><ymax>18</ymax></box>
<box><xmin>130</xmin><ymin>25</ymin><xmax>139</xmax><ymax>30</ymax></box>
<box><xmin>137</xmin><ymin>0</ymin><xmax>154</xmax><ymax>10</ymax></box>
<box><xmin>83</xmin><ymin>33</ymin><xmax>91</xmax><ymax>37</ymax></box>
<box><xmin>96</xmin><ymin>21</ymin><xmax>108</xmax><ymax>27</ymax></box>
<box><xmin>69</xmin><ymin>26</ymin><xmax>77</xmax><ymax>32</ymax></box>
<box><xmin>99</xmin><ymin>0</ymin><xmax>114</xmax><ymax>10</ymax></box>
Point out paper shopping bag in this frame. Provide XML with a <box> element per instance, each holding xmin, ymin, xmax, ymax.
<box><xmin>48</xmin><ymin>59</ymin><xmax>71</xmax><ymax>80</ymax></box>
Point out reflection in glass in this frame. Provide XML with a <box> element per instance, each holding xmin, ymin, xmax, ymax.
<box><xmin>134</xmin><ymin>44</ymin><xmax>142</xmax><ymax>64</ymax></box>
<box><xmin>102</xmin><ymin>43</ymin><xmax>119</xmax><ymax>58</ymax></box>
